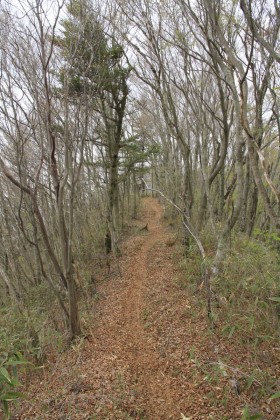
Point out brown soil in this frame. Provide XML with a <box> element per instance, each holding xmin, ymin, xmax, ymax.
<box><xmin>13</xmin><ymin>197</ymin><xmax>280</xmax><ymax>419</ymax></box>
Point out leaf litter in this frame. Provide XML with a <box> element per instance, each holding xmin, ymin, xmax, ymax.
<box><xmin>12</xmin><ymin>197</ymin><xmax>280</xmax><ymax>419</ymax></box>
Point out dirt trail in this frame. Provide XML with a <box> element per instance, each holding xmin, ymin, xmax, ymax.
<box><xmin>105</xmin><ymin>198</ymin><xmax>176</xmax><ymax>417</ymax></box>
<box><xmin>18</xmin><ymin>197</ymin><xmax>249</xmax><ymax>419</ymax></box>
<box><xmin>88</xmin><ymin>197</ymin><xmax>179</xmax><ymax>419</ymax></box>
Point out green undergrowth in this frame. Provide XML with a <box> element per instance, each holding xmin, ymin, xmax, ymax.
<box><xmin>178</xmin><ymin>232</ymin><xmax>280</xmax><ymax>416</ymax></box>
<box><xmin>179</xmin><ymin>233</ymin><xmax>280</xmax><ymax>343</ymax></box>
<box><xmin>214</xmin><ymin>236</ymin><xmax>280</xmax><ymax>345</ymax></box>
<box><xmin>0</xmin><ymin>352</ymin><xmax>30</xmax><ymax>419</ymax></box>
<box><xmin>0</xmin><ymin>284</ymin><xmax>66</xmax><ymax>362</ymax></box>
<box><xmin>0</xmin><ymin>284</ymin><xmax>63</xmax><ymax>418</ymax></box>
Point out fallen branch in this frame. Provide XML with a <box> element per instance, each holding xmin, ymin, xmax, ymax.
<box><xmin>141</xmin><ymin>179</ymin><xmax>205</xmax><ymax>257</ymax></box>
<box><xmin>141</xmin><ymin>179</ymin><xmax>212</xmax><ymax>318</ymax></box>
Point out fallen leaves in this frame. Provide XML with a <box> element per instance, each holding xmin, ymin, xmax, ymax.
<box><xmin>11</xmin><ymin>198</ymin><xmax>280</xmax><ymax>420</ymax></box>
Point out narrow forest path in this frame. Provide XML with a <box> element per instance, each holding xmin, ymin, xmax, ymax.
<box><xmin>18</xmin><ymin>197</ymin><xmax>252</xmax><ymax>419</ymax></box>
<box><xmin>94</xmin><ymin>197</ymin><xmax>179</xmax><ymax>418</ymax></box>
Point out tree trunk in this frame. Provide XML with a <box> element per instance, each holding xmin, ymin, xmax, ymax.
<box><xmin>67</xmin><ymin>271</ymin><xmax>81</xmax><ymax>339</ymax></box>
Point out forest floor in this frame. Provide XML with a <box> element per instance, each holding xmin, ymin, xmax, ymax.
<box><xmin>13</xmin><ymin>197</ymin><xmax>280</xmax><ymax>419</ymax></box>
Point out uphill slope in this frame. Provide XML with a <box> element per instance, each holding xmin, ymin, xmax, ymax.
<box><xmin>16</xmin><ymin>197</ymin><xmax>266</xmax><ymax>419</ymax></box>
